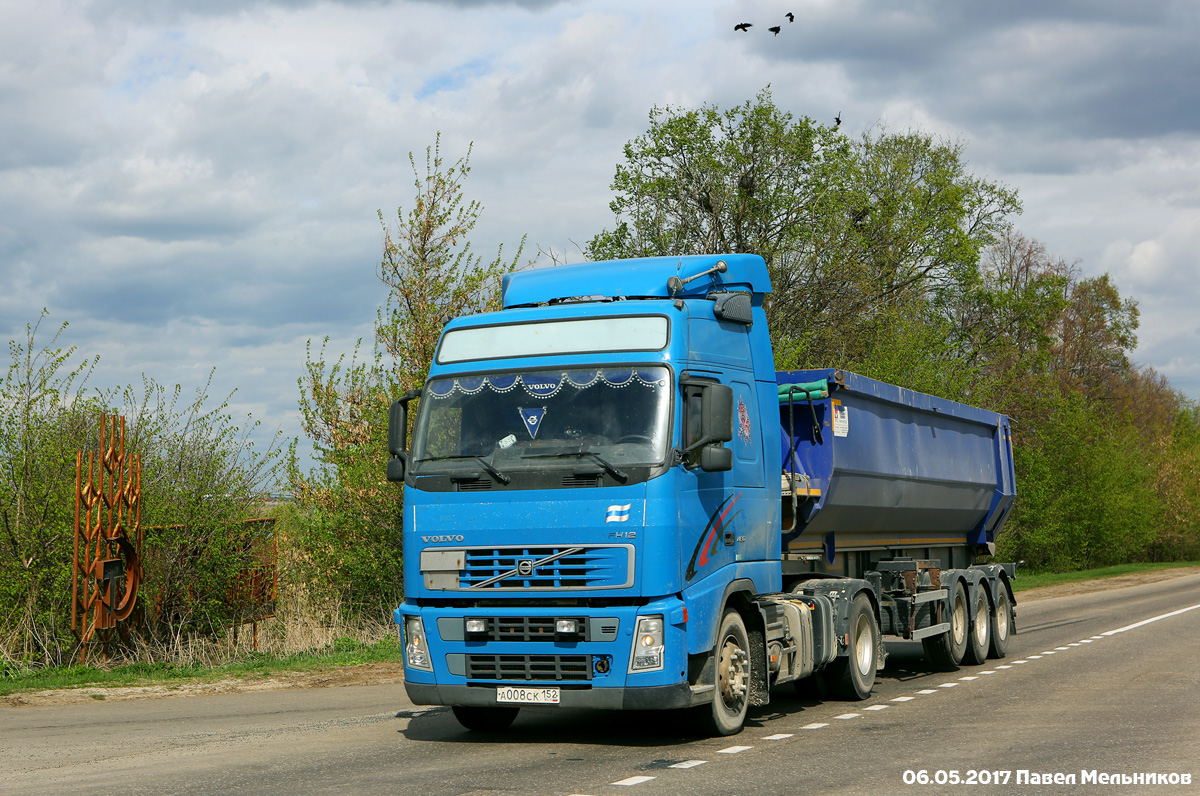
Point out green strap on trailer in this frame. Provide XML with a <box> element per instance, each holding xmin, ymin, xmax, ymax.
<box><xmin>778</xmin><ymin>380</ymin><xmax>829</xmax><ymax>404</ymax></box>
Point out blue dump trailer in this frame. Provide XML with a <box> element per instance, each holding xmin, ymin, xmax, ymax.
<box><xmin>388</xmin><ymin>254</ymin><xmax>1018</xmax><ymax>736</ymax></box>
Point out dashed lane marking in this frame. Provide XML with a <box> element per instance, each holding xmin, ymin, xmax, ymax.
<box><xmin>864</xmin><ymin>705</ymin><xmax>889</xmax><ymax>711</ymax></box>
<box><xmin>916</xmin><ymin>689</ymin><xmax>939</xmax><ymax>694</ymax></box>
<box><xmin>668</xmin><ymin>760</ymin><xmax>707</xmax><ymax>769</ymax></box>
<box><xmin>833</xmin><ymin>713</ymin><xmax>861</xmax><ymax>720</ymax></box>
<box><xmin>979</xmin><ymin>670</ymin><xmax>997</xmax><ymax>675</ymax></box>
<box><xmin>801</xmin><ymin>722</ymin><xmax>829</xmax><ymax>729</ymax></box>
<box><xmin>891</xmin><ymin>696</ymin><xmax>916</xmax><ymax>702</ymax></box>
<box><xmin>718</xmin><ymin>746</ymin><xmax>752</xmax><ymax>754</ymax></box>
<box><xmin>762</xmin><ymin>733</ymin><xmax>794</xmax><ymax>740</ymax></box>
<box><xmin>958</xmin><ymin>675</ymin><xmax>978</xmax><ymax>680</ymax></box>
<box><xmin>611</xmin><ymin>775</ymin><xmax>656</xmax><ymax>786</ymax></box>
<box><xmin>938</xmin><ymin>682</ymin><xmax>959</xmax><ymax>688</ymax></box>
<box><xmin>995</xmin><ymin>664</ymin><xmax>1013</xmax><ymax>669</ymax></box>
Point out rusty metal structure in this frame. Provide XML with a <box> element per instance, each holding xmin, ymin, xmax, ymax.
<box><xmin>73</xmin><ymin>414</ymin><xmax>143</xmax><ymax>660</ymax></box>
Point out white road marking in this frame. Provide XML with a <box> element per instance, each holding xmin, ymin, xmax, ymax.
<box><xmin>669</xmin><ymin>760</ymin><xmax>708</xmax><ymax>769</ymax></box>
<box><xmin>1040</xmin><ymin>651</ymin><xmax>1057</xmax><ymax>655</ymax></box>
<box><xmin>995</xmin><ymin>664</ymin><xmax>1013</xmax><ymax>669</ymax></box>
<box><xmin>916</xmin><ymin>689</ymin><xmax>939</xmax><ymax>694</ymax></box>
<box><xmin>1012</xmin><ymin>660</ymin><xmax>1029</xmax><ymax>664</ymax></box>
<box><xmin>718</xmin><ymin>745</ymin><xmax>752</xmax><ymax>754</ymax></box>
<box><xmin>833</xmin><ymin>713</ymin><xmax>861</xmax><ymax>720</ymax></box>
<box><xmin>1067</xmin><ymin>643</ymin><xmax>1082</xmax><ymax>646</ymax></box>
<box><xmin>1079</xmin><ymin>639</ymin><xmax>1094</xmax><ymax>643</ymax></box>
<box><xmin>801</xmin><ymin>722</ymin><xmax>829</xmax><ymax>729</ymax></box>
<box><xmin>891</xmin><ymin>696</ymin><xmax>916</xmax><ymax>702</ymax></box>
<box><xmin>864</xmin><ymin>705</ymin><xmax>889</xmax><ymax>711</ymax></box>
<box><xmin>762</xmin><ymin>733</ymin><xmax>794</xmax><ymax>740</ymax></box>
<box><xmin>1026</xmin><ymin>655</ymin><xmax>1042</xmax><ymax>659</ymax></box>
<box><xmin>1055</xmin><ymin>646</ymin><xmax>1070</xmax><ymax>650</ymax></box>
<box><xmin>979</xmin><ymin>670</ymin><xmax>997</xmax><ymax>674</ymax></box>
<box><xmin>959</xmin><ymin>676</ymin><xmax>978</xmax><ymax>681</ymax></box>
<box><xmin>1101</xmin><ymin>602</ymin><xmax>1200</xmax><ymax>636</ymax></box>
<box><xmin>1091</xmin><ymin>635</ymin><xmax>1104</xmax><ymax>639</ymax></box>
<box><xmin>612</xmin><ymin>776</ymin><xmax>656</xmax><ymax>786</ymax></box>
<box><xmin>938</xmin><ymin>682</ymin><xmax>959</xmax><ymax>688</ymax></box>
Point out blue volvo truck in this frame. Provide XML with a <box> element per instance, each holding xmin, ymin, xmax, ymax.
<box><xmin>388</xmin><ymin>253</ymin><xmax>1018</xmax><ymax>735</ymax></box>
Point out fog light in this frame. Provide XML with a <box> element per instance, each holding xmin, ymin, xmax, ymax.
<box><xmin>465</xmin><ymin>618</ymin><xmax>487</xmax><ymax>634</ymax></box>
<box><xmin>556</xmin><ymin>618</ymin><xmax>579</xmax><ymax>634</ymax></box>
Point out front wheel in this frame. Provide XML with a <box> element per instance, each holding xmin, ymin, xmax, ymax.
<box><xmin>451</xmin><ymin>705</ymin><xmax>519</xmax><ymax>732</ymax></box>
<box><xmin>821</xmin><ymin>592</ymin><xmax>877</xmax><ymax>700</ymax></box>
<box><xmin>696</xmin><ymin>608</ymin><xmax>751</xmax><ymax>736</ymax></box>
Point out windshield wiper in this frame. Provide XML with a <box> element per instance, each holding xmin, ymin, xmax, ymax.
<box><xmin>521</xmin><ymin>447</ymin><xmax>629</xmax><ymax>483</ymax></box>
<box><xmin>416</xmin><ymin>454</ymin><xmax>510</xmax><ymax>485</ymax></box>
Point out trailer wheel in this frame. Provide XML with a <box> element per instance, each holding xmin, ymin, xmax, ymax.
<box><xmin>822</xmin><ymin>592</ymin><xmax>877</xmax><ymax>700</ymax></box>
<box><xmin>922</xmin><ymin>580</ymin><xmax>968</xmax><ymax>670</ymax></box>
<box><xmin>963</xmin><ymin>586</ymin><xmax>990</xmax><ymax>666</ymax></box>
<box><xmin>451</xmin><ymin>705</ymin><xmax>519</xmax><ymax>732</ymax></box>
<box><xmin>988</xmin><ymin>584</ymin><xmax>1012</xmax><ymax>659</ymax></box>
<box><xmin>698</xmin><ymin>608</ymin><xmax>751</xmax><ymax>736</ymax></box>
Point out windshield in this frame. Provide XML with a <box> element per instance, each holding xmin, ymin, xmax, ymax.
<box><xmin>411</xmin><ymin>366</ymin><xmax>672</xmax><ymax>474</ymax></box>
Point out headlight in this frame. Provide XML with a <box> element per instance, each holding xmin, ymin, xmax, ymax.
<box><xmin>465</xmin><ymin>618</ymin><xmax>487</xmax><ymax>634</ymax></box>
<box><xmin>629</xmin><ymin>615</ymin><xmax>665</xmax><ymax>672</ymax></box>
<box><xmin>556</xmin><ymin>618</ymin><xmax>579</xmax><ymax>635</ymax></box>
<box><xmin>404</xmin><ymin>616</ymin><xmax>433</xmax><ymax>671</ymax></box>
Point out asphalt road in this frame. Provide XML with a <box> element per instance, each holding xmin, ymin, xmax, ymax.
<box><xmin>4</xmin><ymin>572</ymin><xmax>1198</xmax><ymax>796</ymax></box>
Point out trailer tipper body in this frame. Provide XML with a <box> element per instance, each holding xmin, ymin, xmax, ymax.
<box><xmin>388</xmin><ymin>254</ymin><xmax>1018</xmax><ymax>735</ymax></box>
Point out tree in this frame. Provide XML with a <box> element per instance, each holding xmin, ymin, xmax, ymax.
<box><xmin>587</xmin><ymin>88</ymin><xmax>1021</xmax><ymax>372</ymax></box>
<box><xmin>290</xmin><ymin>135</ymin><xmax>524</xmax><ymax>616</ymax></box>
<box><xmin>0</xmin><ymin>313</ymin><xmax>283</xmax><ymax>666</ymax></box>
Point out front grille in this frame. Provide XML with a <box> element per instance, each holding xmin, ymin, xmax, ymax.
<box><xmin>467</xmin><ymin>654</ymin><xmax>593</xmax><ymax>681</ymax></box>
<box><xmin>455</xmin><ymin>479</ymin><xmax>493</xmax><ymax>492</ymax></box>
<box><xmin>461</xmin><ymin>545</ymin><xmax>633</xmax><ymax>590</ymax></box>
<box><xmin>473</xmin><ymin>616</ymin><xmax>590</xmax><ymax>642</ymax></box>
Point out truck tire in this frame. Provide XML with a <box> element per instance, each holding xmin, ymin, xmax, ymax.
<box><xmin>697</xmin><ymin>608</ymin><xmax>751</xmax><ymax>736</ymax></box>
<box><xmin>922</xmin><ymin>580</ymin><xmax>968</xmax><ymax>670</ymax></box>
<box><xmin>451</xmin><ymin>705</ymin><xmax>519</xmax><ymax>732</ymax></box>
<box><xmin>821</xmin><ymin>592</ymin><xmax>877</xmax><ymax>700</ymax></box>
<box><xmin>962</xmin><ymin>585</ymin><xmax>990</xmax><ymax>666</ymax></box>
<box><xmin>988</xmin><ymin>584</ymin><xmax>1012</xmax><ymax>659</ymax></box>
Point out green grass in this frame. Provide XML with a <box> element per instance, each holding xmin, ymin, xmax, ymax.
<box><xmin>1011</xmin><ymin>561</ymin><xmax>1200</xmax><ymax>592</ymax></box>
<box><xmin>0</xmin><ymin>636</ymin><xmax>404</xmax><ymax>697</ymax></box>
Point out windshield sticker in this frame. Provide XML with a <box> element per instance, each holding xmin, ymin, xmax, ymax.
<box><xmin>605</xmin><ymin>503</ymin><xmax>631</xmax><ymax>523</ymax></box>
<box><xmin>498</xmin><ymin>434</ymin><xmax>516</xmax><ymax>449</ymax></box>
<box><xmin>519</xmin><ymin>407</ymin><xmax>547</xmax><ymax>439</ymax></box>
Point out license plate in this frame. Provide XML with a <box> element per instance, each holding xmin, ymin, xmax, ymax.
<box><xmin>496</xmin><ymin>686</ymin><xmax>560</xmax><ymax>705</ymax></box>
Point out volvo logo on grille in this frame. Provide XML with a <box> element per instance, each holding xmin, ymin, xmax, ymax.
<box><xmin>517</xmin><ymin>559</ymin><xmax>535</xmax><ymax>576</ymax></box>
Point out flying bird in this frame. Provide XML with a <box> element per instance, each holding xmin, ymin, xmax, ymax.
<box><xmin>834</xmin><ymin>112</ymin><xmax>842</xmax><ymax>128</ymax></box>
<box><xmin>769</xmin><ymin>26</ymin><xmax>781</xmax><ymax>35</ymax></box>
<box><xmin>786</xmin><ymin>12</ymin><xmax>795</xmax><ymax>22</ymax></box>
<box><xmin>734</xmin><ymin>22</ymin><xmax>752</xmax><ymax>31</ymax></box>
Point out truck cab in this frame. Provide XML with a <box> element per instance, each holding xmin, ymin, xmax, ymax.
<box><xmin>391</xmin><ymin>254</ymin><xmax>782</xmax><ymax>732</ymax></box>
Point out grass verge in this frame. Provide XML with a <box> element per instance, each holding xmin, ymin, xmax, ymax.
<box><xmin>1011</xmin><ymin>561</ymin><xmax>1200</xmax><ymax>592</ymax></box>
<box><xmin>1</xmin><ymin>636</ymin><xmax>404</xmax><ymax>697</ymax></box>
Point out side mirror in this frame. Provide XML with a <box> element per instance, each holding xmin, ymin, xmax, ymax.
<box><xmin>387</xmin><ymin>390</ymin><xmax>421</xmax><ymax>483</ymax></box>
<box><xmin>702</xmin><ymin>385</ymin><xmax>734</xmax><ymax>444</ymax></box>
<box><xmin>387</xmin><ymin>399</ymin><xmax>408</xmax><ymax>457</ymax></box>
<box><xmin>699</xmin><ymin>444</ymin><xmax>733</xmax><ymax>473</ymax></box>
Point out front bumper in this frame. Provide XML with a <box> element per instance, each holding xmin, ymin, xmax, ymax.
<box><xmin>405</xmin><ymin>680</ymin><xmax>697</xmax><ymax>710</ymax></box>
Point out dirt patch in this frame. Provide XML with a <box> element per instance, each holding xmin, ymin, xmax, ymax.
<box><xmin>1015</xmin><ymin>565</ymin><xmax>1200</xmax><ymax>602</ymax></box>
<box><xmin>2</xmin><ymin>661</ymin><xmax>407</xmax><ymax>708</ymax></box>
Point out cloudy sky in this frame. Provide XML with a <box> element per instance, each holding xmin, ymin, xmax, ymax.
<box><xmin>3</xmin><ymin>0</ymin><xmax>1198</xmax><ymax>474</ymax></box>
